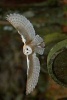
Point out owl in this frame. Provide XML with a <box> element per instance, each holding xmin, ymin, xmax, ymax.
<box><xmin>6</xmin><ymin>13</ymin><xmax>45</xmax><ymax>94</ymax></box>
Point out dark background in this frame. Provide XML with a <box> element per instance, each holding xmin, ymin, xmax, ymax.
<box><xmin>0</xmin><ymin>0</ymin><xmax>67</xmax><ymax>100</ymax></box>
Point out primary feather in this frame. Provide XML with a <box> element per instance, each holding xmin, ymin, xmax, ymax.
<box><xmin>31</xmin><ymin>35</ymin><xmax>45</xmax><ymax>55</ymax></box>
<box><xmin>26</xmin><ymin>53</ymin><xmax>40</xmax><ymax>94</ymax></box>
<box><xmin>6</xmin><ymin>13</ymin><xmax>35</xmax><ymax>43</ymax></box>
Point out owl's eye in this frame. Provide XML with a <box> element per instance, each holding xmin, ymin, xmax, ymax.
<box><xmin>27</xmin><ymin>48</ymin><xmax>28</xmax><ymax>50</ymax></box>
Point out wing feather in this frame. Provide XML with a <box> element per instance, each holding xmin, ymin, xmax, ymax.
<box><xmin>32</xmin><ymin>35</ymin><xmax>43</xmax><ymax>45</ymax></box>
<box><xmin>31</xmin><ymin>35</ymin><xmax>45</xmax><ymax>55</ymax></box>
<box><xmin>26</xmin><ymin>53</ymin><xmax>40</xmax><ymax>94</ymax></box>
<box><xmin>35</xmin><ymin>46</ymin><xmax>45</xmax><ymax>55</ymax></box>
<box><xmin>6</xmin><ymin>13</ymin><xmax>35</xmax><ymax>43</ymax></box>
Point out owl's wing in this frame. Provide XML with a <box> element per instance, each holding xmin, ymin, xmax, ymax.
<box><xmin>26</xmin><ymin>53</ymin><xmax>40</xmax><ymax>95</ymax></box>
<box><xmin>31</xmin><ymin>35</ymin><xmax>45</xmax><ymax>55</ymax></box>
<box><xmin>6</xmin><ymin>13</ymin><xmax>35</xmax><ymax>43</ymax></box>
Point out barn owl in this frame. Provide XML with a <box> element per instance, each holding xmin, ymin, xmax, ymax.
<box><xmin>6</xmin><ymin>13</ymin><xmax>45</xmax><ymax>94</ymax></box>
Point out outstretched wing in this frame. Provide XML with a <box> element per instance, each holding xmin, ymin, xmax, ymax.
<box><xmin>6</xmin><ymin>13</ymin><xmax>35</xmax><ymax>43</ymax></box>
<box><xmin>31</xmin><ymin>35</ymin><xmax>45</xmax><ymax>55</ymax></box>
<box><xmin>26</xmin><ymin>53</ymin><xmax>40</xmax><ymax>94</ymax></box>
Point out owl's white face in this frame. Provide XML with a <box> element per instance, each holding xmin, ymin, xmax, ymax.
<box><xmin>23</xmin><ymin>45</ymin><xmax>32</xmax><ymax>56</ymax></box>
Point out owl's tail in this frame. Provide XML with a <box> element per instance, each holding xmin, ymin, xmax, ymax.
<box><xmin>32</xmin><ymin>35</ymin><xmax>45</xmax><ymax>55</ymax></box>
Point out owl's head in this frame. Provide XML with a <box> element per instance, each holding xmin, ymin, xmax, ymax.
<box><xmin>23</xmin><ymin>45</ymin><xmax>32</xmax><ymax>56</ymax></box>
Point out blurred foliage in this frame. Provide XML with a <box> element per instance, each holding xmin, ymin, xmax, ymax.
<box><xmin>0</xmin><ymin>0</ymin><xmax>67</xmax><ymax>100</ymax></box>
<box><xmin>47</xmin><ymin>39</ymin><xmax>67</xmax><ymax>87</ymax></box>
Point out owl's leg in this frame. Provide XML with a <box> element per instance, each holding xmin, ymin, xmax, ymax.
<box><xmin>27</xmin><ymin>55</ymin><xmax>29</xmax><ymax>75</ymax></box>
